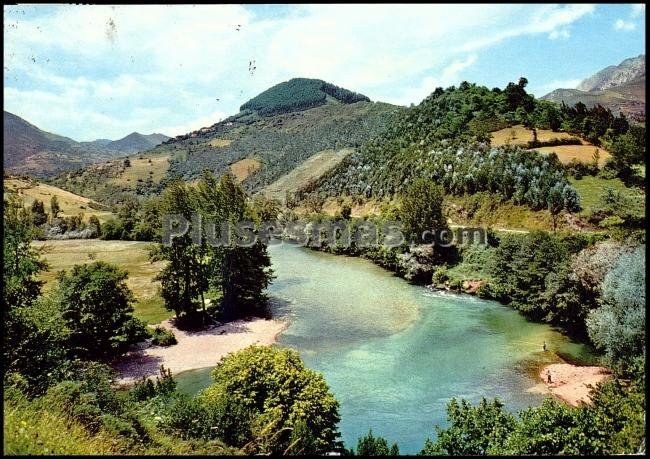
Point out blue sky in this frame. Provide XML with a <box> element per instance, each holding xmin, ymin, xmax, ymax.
<box><xmin>3</xmin><ymin>4</ymin><xmax>645</xmax><ymax>141</ymax></box>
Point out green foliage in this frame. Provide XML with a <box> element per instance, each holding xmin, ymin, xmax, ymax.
<box><xmin>355</xmin><ymin>430</ymin><xmax>399</xmax><ymax>456</ymax></box>
<box><xmin>57</xmin><ymin>261</ymin><xmax>148</xmax><ymax>359</ymax></box>
<box><xmin>319</xmin><ymin>80</ymin><xmax>580</xmax><ymax>214</ymax></box>
<box><xmin>424</xmin><ymin>378</ymin><xmax>645</xmax><ymax>456</ymax></box>
<box><xmin>50</xmin><ymin>195</ymin><xmax>61</xmax><ymax>218</ymax></box>
<box><xmin>240</xmin><ymin>78</ymin><xmax>369</xmax><ymax>116</ymax></box>
<box><xmin>586</xmin><ymin>246</ymin><xmax>645</xmax><ymax>367</ymax></box>
<box><xmin>29</xmin><ymin>199</ymin><xmax>48</xmax><ymax>226</ymax></box>
<box><xmin>150</xmin><ymin>326</ymin><xmax>177</xmax><ymax>346</ymax></box>
<box><xmin>154</xmin><ymin>173</ymin><xmax>273</xmax><ymax>322</ymax></box>
<box><xmin>3</xmin><ymin>195</ymin><xmax>47</xmax><ymax>312</ymax></box>
<box><xmin>399</xmin><ymin>178</ymin><xmax>448</xmax><ymax>243</ymax></box>
<box><xmin>421</xmin><ymin>398</ymin><xmax>517</xmax><ymax>455</ymax></box>
<box><xmin>199</xmin><ymin>345</ymin><xmax>341</xmax><ymax>454</ymax></box>
<box><xmin>100</xmin><ymin>217</ymin><xmax>125</xmax><ymax>240</ymax></box>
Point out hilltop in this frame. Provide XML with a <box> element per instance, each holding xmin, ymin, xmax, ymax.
<box><xmin>51</xmin><ymin>78</ymin><xmax>401</xmax><ymax>204</ymax></box>
<box><xmin>240</xmin><ymin>77</ymin><xmax>370</xmax><ymax>116</ymax></box>
<box><xmin>3</xmin><ymin>111</ymin><xmax>169</xmax><ymax>177</ymax></box>
<box><xmin>542</xmin><ymin>55</ymin><xmax>645</xmax><ymax>121</ymax></box>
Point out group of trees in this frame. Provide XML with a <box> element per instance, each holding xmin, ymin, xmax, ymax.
<box><xmin>240</xmin><ymin>78</ymin><xmax>369</xmax><ymax>117</ymax></box>
<box><xmin>484</xmin><ymin>230</ymin><xmax>646</xmax><ymax>363</ymax></box>
<box><xmin>152</xmin><ymin>172</ymin><xmax>274</xmax><ymax>323</ymax></box>
<box><xmin>3</xmin><ymin>195</ymin><xmax>148</xmax><ymax>391</ymax></box>
<box><xmin>420</xmin><ymin>379</ymin><xmax>645</xmax><ymax>455</ymax></box>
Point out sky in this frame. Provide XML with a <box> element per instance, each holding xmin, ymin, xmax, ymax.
<box><xmin>3</xmin><ymin>4</ymin><xmax>646</xmax><ymax>141</ymax></box>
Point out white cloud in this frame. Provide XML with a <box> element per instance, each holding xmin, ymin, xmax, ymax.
<box><xmin>614</xmin><ymin>19</ymin><xmax>636</xmax><ymax>31</ymax></box>
<box><xmin>548</xmin><ymin>29</ymin><xmax>571</xmax><ymax>40</ymax></box>
<box><xmin>4</xmin><ymin>4</ymin><xmax>597</xmax><ymax>139</ymax></box>
<box><xmin>396</xmin><ymin>55</ymin><xmax>478</xmax><ymax>106</ymax></box>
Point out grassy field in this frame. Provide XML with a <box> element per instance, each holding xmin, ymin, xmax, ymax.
<box><xmin>230</xmin><ymin>158</ymin><xmax>261</xmax><ymax>183</ymax></box>
<box><xmin>208</xmin><ymin>138</ymin><xmax>232</xmax><ymax>148</ymax></box>
<box><xmin>109</xmin><ymin>155</ymin><xmax>169</xmax><ymax>188</ymax></box>
<box><xmin>262</xmin><ymin>148</ymin><xmax>353</xmax><ymax>201</ymax></box>
<box><xmin>570</xmin><ymin>175</ymin><xmax>646</xmax><ymax>217</ymax></box>
<box><xmin>33</xmin><ymin>239</ymin><xmax>171</xmax><ymax>324</ymax></box>
<box><xmin>490</xmin><ymin>125</ymin><xmax>610</xmax><ymax>166</ymax></box>
<box><xmin>490</xmin><ymin>125</ymin><xmax>577</xmax><ymax>147</ymax></box>
<box><xmin>534</xmin><ymin>144</ymin><xmax>610</xmax><ymax>167</ymax></box>
<box><xmin>4</xmin><ymin>178</ymin><xmax>113</xmax><ymax>223</ymax></box>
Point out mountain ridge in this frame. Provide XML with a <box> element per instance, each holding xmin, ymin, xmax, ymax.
<box><xmin>541</xmin><ymin>54</ymin><xmax>645</xmax><ymax>121</ymax></box>
<box><xmin>3</xmin><ymin>111</ymin><xmax>170</xmax><ymax>177</ymax></box>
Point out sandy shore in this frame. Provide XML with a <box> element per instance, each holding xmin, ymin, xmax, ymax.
<box><xmin>530</xmin><ymin>363</ymin><xmax>611</xmax><ymax>407</ymax></box>
<box><xmin>113</xmin><ymin>317</ymin><xmax>287</xmax><ymax>384</ymax></box>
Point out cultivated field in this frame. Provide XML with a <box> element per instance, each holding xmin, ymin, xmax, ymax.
<box><xmin>534</xmin><ymin>145</ymin><xmax>611</xmax><ymax>167</ymax></box>
<box><xmin>262</xmin><ymin>148</ymin><xmax>353</xmax><ymax>201</ymax></box>
<box><xmin>490</xmin><ymin>125</ymin><xmax>611</xmax><ymax>166</ymax></box>
<box><xmin>33</xmin><ymin>239</ymin><xmax>171</xmax><ymax>324</ymax></box>
<box><xmin>230</xmin><ymin>158</ymin><xmax>261</xmax><ymax>182</ymax></box>
<box><xmin>4</xmin><ymin>178</ymin><xmax>113</xmax><ymax>222</ymax></box>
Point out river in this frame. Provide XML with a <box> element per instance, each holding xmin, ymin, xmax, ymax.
<box><xmin>175</xmin><ymin>242</ymin><xmax>596</xmax><ymax>453</ymax></box>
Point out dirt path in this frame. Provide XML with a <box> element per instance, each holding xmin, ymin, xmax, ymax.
<box><xmin>113</xmin><ymin>317</ymin><xmax>287</xmax><ymax>384</ymax></box>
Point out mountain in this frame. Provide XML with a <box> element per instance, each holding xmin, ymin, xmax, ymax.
<box><xmin>541</xmin><ymin>55</ymin><xmax>645</xmax><ymax>121</ymax></box>
<box><xmin>104</xmin><ymin>132</ymin><xmax>170</xmax><ymax>154</ymax></box>
<box><xmin>3</xmin><ymin>111</ymin><xmax>170</xmax><ymax>177</ymax></box>
<box><xmin>51</xmin><ymin>78</ymin><xmax>402</xmax><ymax>204</ymax></box>
<box><xmin>576</xmin><ymin>55</ymin><xmax>645</xmax><ymax>91</ymax></box>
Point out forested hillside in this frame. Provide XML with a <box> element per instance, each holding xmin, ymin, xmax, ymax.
<box><xmin>317</xmin><ymin>78</ymin><xmax>644</xmax><ymax>216</ymax></box>
<box><xmin>240</xmin><ymin>78</ymin><xmax>370</xmax><ymax>116</ymax></box>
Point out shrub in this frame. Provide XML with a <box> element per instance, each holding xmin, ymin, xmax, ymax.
<box><xmin>150</xmin><ymin>327</ymin><xmax>177</xmax><ymax>346</ymax></box>
<box><xmin>198</xmin><ymin>345</ymin><xmax>341</xmax><ymax>454</ymax></box>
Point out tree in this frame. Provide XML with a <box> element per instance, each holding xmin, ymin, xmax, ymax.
<box><xmin>421</xmin><ymin>398</ymin><xmax>517</xmax><ymax>455</ymax></box>
<box><xmin>586</xmin><ymin>246</ymin><xmax>645</xmax><ymax>366</ymax></box>
<box><xmin>199</xmin><ymin>345</ymin><xmax>341</xmax><ymax>455</ymax></box>
<box><xmin>356</xmin><ymin>430</ymin><xmax>399</xmax><ymax>455</ymax></box>
<box><xmin>30</xmin><ymin>200</ymin><xmax>48</xmax><ymax>226</ymax></box>
<box><xmin>399</xmin><ymin>178</ymin><xmax>448</xmax><ymax>244</ymax></box>
<box><xmin>339</xmin><ymin>204</ymin><xmax>352</xmax><ymax>220</ymax></box>
<box><xmin>3</xmin><ymin>195</ymin><xmax>47</xmax><ymax>314</ymax></box>
<box><xmin>57</xmin><ymin>261</ymin><xmax>148</xmax><ymax>359</ymax></box>
<box><xmin>154</xmin><ymin>180</ymin><xmax>209</xmax><ymax>321</ymax></box>
<box><xmin>50</xmin><ymin>195</ymin><xmax>61</xmax><ymax>219</ymax></box>
<box><xmin>3</xmin><ymin>195</ymin><xmax>63</xmax><ymax>391</ymax></box>
<box><xmin>88</xmin><ymin>215</ymin><xmax>101</xmax><ymax>237</ymax></box>
<box><xmin>547</xmin><ymin>183</ymin><xmax>564</xmax><ymax>231</ymax></box>
<box><xmin>195</xmin><ymin>172</ymin><xmax>274</xmax><ymax>321</ymax></box>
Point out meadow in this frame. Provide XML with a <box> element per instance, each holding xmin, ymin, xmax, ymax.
<box><xmin>33</xmin><ymin>239</ymin><xmax>171</xmax><ymax>324</ymax></box>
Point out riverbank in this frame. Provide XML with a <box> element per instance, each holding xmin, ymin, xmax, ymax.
<box><xmin>113</xmin><ymin>317</ymin><xmax>287</xmax><ymax>384</ymax></box>
<box><xmin>529</xmin><ymin>363</ymin><xmax>611</xmax><ymax>407</ymax></box>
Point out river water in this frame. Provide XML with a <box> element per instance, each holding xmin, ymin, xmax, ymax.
<box><xmin>175</xmin><ymin>243</ymin><xmax>596</xmax><ymax>453</ymax></box>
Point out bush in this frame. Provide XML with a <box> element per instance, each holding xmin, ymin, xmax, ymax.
<box><xmin>198</xmin><ymin>345</ymin><xmax>341</xmax><ymax>454</ymax></box>
<box><xmin>150</xmin><ymin>327</ymin><xmax>177</xmax><ymax>346</ymax></box>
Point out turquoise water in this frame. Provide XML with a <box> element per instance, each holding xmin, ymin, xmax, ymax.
<box><xmin>176</xmin><ymin>243</ymin><xmax>596</xmax><ymax>454</ymax></box>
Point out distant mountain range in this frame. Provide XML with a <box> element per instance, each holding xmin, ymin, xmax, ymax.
<box><xmin>542</xmin><ymin>54</ymin><xmax>645</xmax><ymax>121</ymax></box>
<box><xmin>3</xmin><ymin>111</ymin><xmax>169</xmax><ymax>177</ymax></box>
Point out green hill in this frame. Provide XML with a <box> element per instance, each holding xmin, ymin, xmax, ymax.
<box><xmin>240</xmin><ymin>77</ymin><xmax>370</xmax><ymax>116</ymax></box>
<box><xmin>52</xmin><ymin>79</ymin><xmax>401</xmax><ymax>204</ymax></box>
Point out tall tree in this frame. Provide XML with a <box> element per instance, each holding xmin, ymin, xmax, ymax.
<box><xmin>57</xmin><ymin>261</ymin><xmax>148</xmax><ymax>359</ymax></box>
<box><xmin>399</xmin><ymin>178</ymin><xmax>448</xmax><ymax>244</ymax></box>
<box><xmin>154</xmin><ymin>180</ymin><xmax>209</xmax><ymax>321</ymax></box>
<box><xmin>50</xmin><ymin>195</ymin><xmax>61</xmax><ymax>219</ymax></box>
